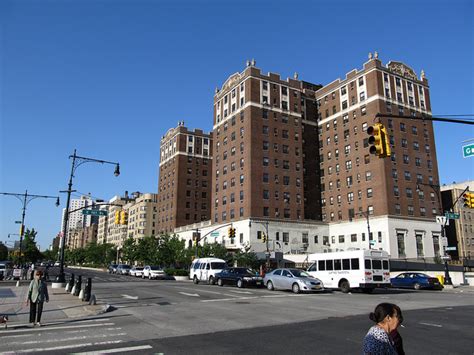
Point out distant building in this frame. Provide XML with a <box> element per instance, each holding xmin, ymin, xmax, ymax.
<box><xmin>61</xmin><ymin>196</ymin><xmax>99</xmax><ymax>240</ymax></box>
<box><xmin>441</xmin><ymin>181</ymin><xmax>474</xmax><ymax>261</ymax></box>
<box><xmin>157</xmin><ymin>123</ymin><xmax>213</xmax><ymax>234</ymax></box>
<box><xmin>125</xmin><ymin>192</ymin><xmax>159</xmax><ymax>239</ymax></box>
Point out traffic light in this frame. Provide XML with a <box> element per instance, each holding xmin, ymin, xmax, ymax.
<box><xmin>262</xmin><ymin>233</ymin><xmax>267</xmax><ymax>243</ymax></box>
<box><xmin>463</xmin><ymin>192</ymin><xmax>474</xmax><ymax>208</ymax></box>
<box><xmin>114</xmin><ymin>211</ymin><xmax>120</xmax><ymax>224</ymax></box>
<box><xmin>228</xmin><ymin>227</ymin><xmax>235</xmax><ymax>238</ymax></box>
<box><xmin>120</xmin><ymin>211</ymin><xmax>128</xmax><ymax>225</ymax></box>
<box><xmin>367</xmin><ymin>123</ymin><xmax>391</xmax><ymax>158</ymax></box>
<box><xmin>19</xmin><ymin>224</ymin><xmax>24</xmax><ymax>236</ymax></box>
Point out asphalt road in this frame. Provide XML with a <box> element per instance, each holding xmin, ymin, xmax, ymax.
<box><xmin>1</xmin><ymin>268</ymin><xmax>473</xmax><ymax>354</ymax></box>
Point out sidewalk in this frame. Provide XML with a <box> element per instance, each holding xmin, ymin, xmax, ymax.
<box><xmin>0</xmin><ymin>284</ymin><xmax>104</xmax><ymax>326</ymax></box>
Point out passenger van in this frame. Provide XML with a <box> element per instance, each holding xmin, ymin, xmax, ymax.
<box><xmin>306</xmin><ymin>250</ymin><xmax>390</xmax><ymax>293</ymax></box>
<box><xmin>189</xmin><ymin>257</ymin><xmax>227</xmax><ymax>284</ymax></box>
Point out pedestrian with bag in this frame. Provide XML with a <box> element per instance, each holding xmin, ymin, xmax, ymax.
<box><xmin>26</xmin><ymin>270</ymin><xmax>49</xmax><ymax>327</ymax></box>
<box><xmin>363</xmin><ymin>302</ymin><xmax>404</xmax><ymax>355</ymax></box>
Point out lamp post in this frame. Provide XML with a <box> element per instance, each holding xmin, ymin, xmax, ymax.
<box><xmin>1</xmin><ymin>191</ymin><xmax>59</xmax><ymax>265</ymax></box>
<box><xmin>358</xmin><ymin>208</ymin><xmax>372</xmax><ymax>250</ymax></box>
<box><xmin>249</xmin><ymin>219</ymin><xmax>270</xmax><ymax>269</ymax></box>
<box><xmin>416</xmin><ymin>182</ymin><xmax>456</xmax><ymax>286</ymax></box>
<box><xmin>56</xmin><ymin>149</ymin><xmax>120</xmax><ymax>285</ymax></box>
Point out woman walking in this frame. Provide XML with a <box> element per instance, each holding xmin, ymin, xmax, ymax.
<box><xmin>26</xmin><ymin>270</ymin><xmax>49</xmax><ymax>327</ymax></box>
<box><xmin>363</xmin><ymin>303</ymin><xmax>404</xmax><ymax>354</ymax></box>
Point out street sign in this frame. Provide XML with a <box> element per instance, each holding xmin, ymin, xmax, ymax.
<box><xmin>82</xmin><ymin>209</ymin><xmax>108</xmax><ymax>216</ymax></box>
<box><xmin>370</xmin><ymin>240</ymin><xmax>376</xmax><ymax>245</ymax></box>
<box><xmin>462</xmin><ymin>143</ymin><xmax>474</xmax><ymax>158</ymax></box>
<box><xmin>445</xmin><ymin>212</ymin><xmax>460</xmax><ymax>220</ymax></box>
<box><xmin>436</xmin><ymin>216</ymin><xmax>448</xmax><ymax>225</ymax></box>
<box><xmin>210</xmin><ymin>232</ymin><xmax>219</xmax><ymax>237</ymax></box>
<box><xmin>445</xmin><ymin>246</ymin><xmax>457</xmax><ymax>251</ymax></box>
<box><xmin>441</xmin><ymin>255</ymin><xmax>451</xmax><ymax>260</ymax></box>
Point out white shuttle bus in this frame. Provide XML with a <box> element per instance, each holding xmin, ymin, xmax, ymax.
<box><xmin>306</xmin><ymin>250</ymin><xmax>390</xmax><ymax>293</ymax></box>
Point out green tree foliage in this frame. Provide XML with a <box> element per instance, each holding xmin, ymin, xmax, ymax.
<box><xmin>135</xmin><ymin>236</ymin><xmax>160</xmax><ymax>265</ymax></box>
<box><xmin>121</xmin><ymin>237</ymin><xmax>136</xmax><ymax>264</ymax></box>
<box><xmin>23</xmin><ymin>229</ymin><xmax>42</xmax><ymax>263</ymax></box>
<box><xmin>233</xmin><ymin>250</ymin><xmax>260</xmax><ymax>269</ymax></box>
<box><xmin>0</xmin><ymin>243</ymin><xmax>8</xmax><ymax>260</ymax></box>
<box><xmin>64</xmin><ymin>243</ymin><xmax>116</xmax><ymax>267</ymax></box>
<box><xmin>199</xmin><ymin>242</ymin><xmax>232</xmax><ymax>263</ymax></box>
<box><xmin>156</xmin><ymin>234</ymin><xmax>189</xmax><ymax>268</ymax></box>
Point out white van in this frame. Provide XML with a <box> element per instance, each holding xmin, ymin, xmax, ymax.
<box><xmin>189</xmin><ymin>257</ymin><xmax>227</xmax><ymax>285</ymax></box>
<box><xmin>306</xmin><ymin>250</ymin><xmax>391</xmax><ymax>293</ymax></box>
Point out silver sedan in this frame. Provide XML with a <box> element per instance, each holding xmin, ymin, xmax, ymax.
<box><xmin>263</xmin><ymin>268</ymin><xmax>323</xmax><ymax>293</ymax></box>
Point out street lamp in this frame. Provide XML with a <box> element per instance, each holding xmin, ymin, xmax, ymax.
<box><xmin>416</xmin><ymin>182</ymin><xmax>456</xmax><ymax>286</ymax></box>
<box><xmin>55</xmin><ymin>149</ymin><xmax>120</xmax><ymax>285</ymax></box>
<box><xmin>249</xmin><ymin>219</ymin><xmax>270</xmax><ymax>269</ymax></box>
<box><xmin>1</xmin><ymin>191</ymin><xmax>60</xmax><ymax>265</ymax></box>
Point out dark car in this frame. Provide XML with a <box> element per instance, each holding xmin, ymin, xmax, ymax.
<box><xmin>391</xmin><ymin>272</ymin><xmax>443</xmax><ymax>290</ymax></box>
<box><xmin>215</xmin><ymin>267</ymin><xmax>263</xmax><ymax>288</ymax></box>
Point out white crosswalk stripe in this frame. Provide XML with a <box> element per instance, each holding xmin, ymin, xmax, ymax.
<box><xmin>0</xmin><ymin>318</ymin><xmax>154</xmax><ymax>354</ymax></box>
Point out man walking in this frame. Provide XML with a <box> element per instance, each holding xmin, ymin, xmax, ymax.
<box><xmin>26</xmin><ymin>270</ymin><xmax>49</xmax><ymax>327</ymax></box>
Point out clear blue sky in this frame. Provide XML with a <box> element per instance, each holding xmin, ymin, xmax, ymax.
<box><xmin>1</xmin><ymin>0</ymin><xmax>473</xmax><ymax>251</ymax></box>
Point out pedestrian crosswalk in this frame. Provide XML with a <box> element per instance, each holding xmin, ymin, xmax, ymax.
<box><xmin>0</xmin><ymin>317</ymin><xmax>154</xmax><ymax>354</ymax></box>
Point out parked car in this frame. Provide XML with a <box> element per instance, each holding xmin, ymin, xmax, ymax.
<box><xmin>116</xmin><ymin>264</ymin><xmax>131</xmax><ymax>275</ymax></box>
<box><xmin>189</xmin><ymin>257</ymin><xmax>227</xmax><ymax>285</ymax></box>
<box><xmin>215</xmin><ymin>267</ymin><xmax>263</xmax><ymax>288</ymax></box>
<box><xmin>0</xmin><ymin>263</ymin><xmax>7</xmax><ymax>280</ymax></box>
<box><xmin>143</xmin><ymin>266</ymin><xmax>167</xmax><ymax>280</ymax></box>
<box><xmin>263</xmin><ymin>268</ymin><xmax>324</xmax><ymax>294</ymax></box>
<box><xmin>390</xmin><ymin>272</ymin><xmax>443</xmax><ymax>290</ymax></box>
<box><xmin>108</xmin><ymin>264</ymin><xmax>118</xmax><ymax>274</ymax></box>
<box><xmin>130</xmin><ymin>266</ymin><xmax>144</xmax><ymax>277</ymax></box>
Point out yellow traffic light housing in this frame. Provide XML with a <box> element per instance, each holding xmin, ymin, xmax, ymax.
<box><xmin>120</xmin><ymin>211</ymin><xmax>128</xmax><ymax>225</ymax></box>
<box><xmin>262</xmin><ymin>233</ymin><xmax>267</xmax><ymax>243</ymax></box>
<box><xmin>463</xmin><ymin>192</ymin><xmax>474</xmax><ymax>208</ymax></box>
<box><xmin>231</xmin><ymin>227</ymin><xmax>236</xmax><ymax>238</ymax></box>
<box><xmin>114</xmin><ymin>211</ymin><xmax>120</xmax><ymax>224</ymax></box>
<box><xmin>19</xmin><ymin>224</ymin><xmax>24</xmax><ymax>236</ymax></box>
<box><xmin>367</xmin><ymin>123</ymin><xmax>391</xmax><ymax>158</ymax></box>
<box><xmin>228</xmin><ymin>227</ymin><xmax>235</xmax><ymax>238</ymax></box>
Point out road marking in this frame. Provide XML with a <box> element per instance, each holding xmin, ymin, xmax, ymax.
<box><xmin>0</xmin><ymin>322</ymin><xmax>115</xmax><ymax>334</ymax></box>
<box><xmin>179</xmin><ymin>292</ymin><xmax>200</xmax><ymax>297</ymax></box>
<box><xmin>121</xmin><ymin>294</ymin><xmax>138</xmax><ymax>300</ymax></box>
<box><xmin>419</xmin><ymin>322</ymin><xmax>442</xmax><ymax>328</ymax></box>
<box><xmin>73</xmin><ymin>344</ymin><xmax>153</xmax><ymax>354</ymax></box>
<box><xmin>1</xmin><ymin>340</ymin><xmax>123</xmax><ymax>354</ymax></box>
<box><xmin>6</xmin><ymin>333</ymin><xmax>127</xmax><ymax>345</ymax></box>
<box><xmin>228</xmin><ymin>290</ymin><xmax>253</xmax><ymax>294</ymax></box>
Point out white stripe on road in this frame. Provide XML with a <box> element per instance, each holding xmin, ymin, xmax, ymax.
<box><xmin>121</xmin><ymin>294</ymin><xmax>139</xmax><ymax>300</ymax></box>
<box><xmin>6</xmin><ymin>333</ymin><xmax>127</xmax><ymax>345</ymax></box>
<box><xmin>73</xmin><ymin>344</ymin><xmax>153</xmax><ymax>354</ymax></box>
<box><xmin>419</xmin><ymin>322</ymin><xmax>443</xmax><ymax>328</ymax></box>
<box><xmin>0</xmin><ymin>340</ymin><xmax>123</xmax><ymax>354</ymax></box>
<box><xmin>0</xmin><ymin>322</ymin><xmax>115</xmax><ymax>334</ymax></box>
<box><xmin>179</xmin><ymin>292</ymin><xmax>200</xmax><ymax>297</ymax></box>
<box><xmin>228</xmin><ymin>290</ymin><xmax>253</xmax><ymax>294</ymax></box>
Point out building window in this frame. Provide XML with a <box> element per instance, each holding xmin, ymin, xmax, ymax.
<box><xmin>367</xmin><ymin>188</ymin><xmax>373</xmax><ymax>198</ymax></box>
<box><xmin>395</xmin><ymin>204</ymin><xmax>401</xmax><ymax>214</ymax></box>
<box><xmin>416</xmin><ymin>233</ymin><xmax>424</xmax><ymax>257</ymax></box>
<box><xmin>408</xmin><ymin>206</ymin><xmax>414</xmax><ymax>216</ymax></box>
<box><xmin>397</xmin><ymin>232</ymin><xmax>405</xmax><ymax>257</ymax></box>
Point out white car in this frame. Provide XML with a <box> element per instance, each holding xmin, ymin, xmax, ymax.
<box><xmin>130</xmin><ymin>266</ymin><xmax>144</xmax><ymax>277</ymax></box>
<box><xmin>142</xmin><ymin>266</ymin><xmax>166</xmax><ymax>280</ymax></box>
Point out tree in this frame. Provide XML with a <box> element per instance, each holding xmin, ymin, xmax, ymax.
<box><xmin>23</xmin><ymin>229</ymin><xmax>42</xmax><ymax>264</ymax></box>
<box><xmin>199</xmin><ymin>242</ymin><xmax>231</xmax><ymax>263</ymax></box>
<box><xmin>135</xmin><ymin>236</ymin><xmax>160</xmax><ymax>265</ymax></box>
<box><xmin>233</xmin><ymin>250</ymin><xmax>260</xmax><ymax>269</ymax></box>
<box><xmin>0</xmin><ymin>243</ymin><xmax>8</xmax><ymax>260</ymax></box>
<box><xmin>121</xmin><ymin>237</ymin><xmax>136</xmax><ymax>264</ymax></box>
<box><xmin>156</xmin><ymin>234</ymin><xmax>189</xmax><ymax>268</ymax></box>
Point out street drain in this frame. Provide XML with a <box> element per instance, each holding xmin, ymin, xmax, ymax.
<box><xmin>235</xmin><ymin>301</ymin><xmax>250</xmax><ymax>304</ymax></box>
<box><xmin>156</xmin><ymin>302</ymin><xmax>171</xmax><ymax>306</ymax></box>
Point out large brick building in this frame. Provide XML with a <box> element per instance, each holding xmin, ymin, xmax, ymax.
<box><xmin>211</xmin><ymin>60</ymin><xmax>322</xmax><ymax>226</ymax></box>
<box><xmin>157</xmin><ymin>122</ymin><xmax>213</xmax><ymax>234</ymax></box>
<box><xmin>171</xmin><ymin>55</ymin><xmax>444</xmax><ymax>261</ymax></box>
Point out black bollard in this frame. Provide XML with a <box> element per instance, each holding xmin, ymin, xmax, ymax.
<box><xmin>67</xmin><ymin>273</ymin><xmax>75</xmax><ymax>290</ymax></box>
<box><xmin>74</xmin><ymin>275</ymin><xmax>82</xmax><ymax>296</ymax></box>
<box><xmin>84</xmin><ymin>277</ymin><xmax>92</xmax><ymax>302</ymax></box>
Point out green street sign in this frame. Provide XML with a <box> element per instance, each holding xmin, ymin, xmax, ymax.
<box><xmin>82</xmin><ymin>209</ymin><xmax>108</xmax><ymax>216</ymax></box>
<box><xmin>462</xmin><ymin>143</ymin><xmax>474</xmax><ymax>158</ymax></box>
<box><xmin>210</xmin><ymin>232</ymin><xmax>220</xmax><ymax>237</ymax></box>
<box><xmin>445</xmin><ymin>212</ymin><xmax>460</xmax><ymax>220</ymax></box>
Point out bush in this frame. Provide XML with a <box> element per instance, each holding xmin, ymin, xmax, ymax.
<box><xmin>164</xmin><ymin>268</ymin><xmax>188</xmax><ymax>276</ymax></box>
